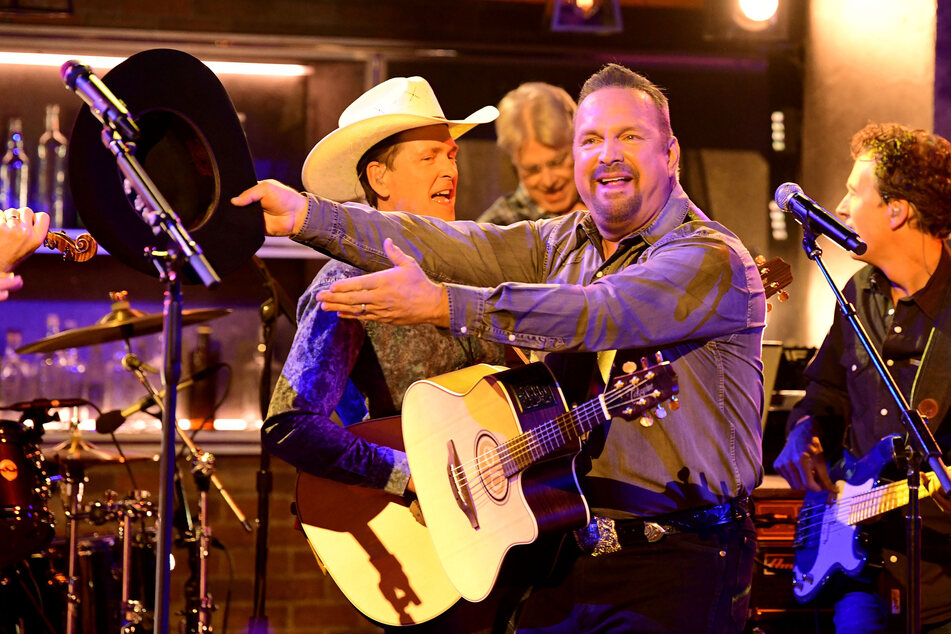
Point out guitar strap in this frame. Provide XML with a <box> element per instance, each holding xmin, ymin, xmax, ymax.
<box><xmin>910</xmin><ymin>245</ymin><xmax>951</xmax><ymax>440</ymax></box>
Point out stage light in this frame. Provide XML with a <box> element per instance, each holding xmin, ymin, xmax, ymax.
<box><xmin>739</xmin><ymin>0</ymin><xmax>779</xmax><ymax>25</ymax></box>
<box><xmin>704</xmin><ymin>0</ymin><xmax>799</xmax><ymax>44</ymax></box>
<box><xmin>551</xmin><ymin>0</ymin><xmax>622</xmax><ymax>35</ymax></box>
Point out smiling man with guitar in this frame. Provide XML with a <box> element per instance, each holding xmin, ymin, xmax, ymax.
<box><xmin>774</xmin><ymin>123</ymin><xmax>951</xmax><ymax>633</ymax></box>
<box><xmin>237</xmin><ymin>63</ymin><xmax>767</xmax><ymax>634</ymax></box>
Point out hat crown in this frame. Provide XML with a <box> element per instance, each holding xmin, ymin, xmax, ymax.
<box><xmin>338</xmin><ymin>76</ymin><xmax>447</xmax><ymax>128</ymax></box>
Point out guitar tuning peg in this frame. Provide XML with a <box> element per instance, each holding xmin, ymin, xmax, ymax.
<box><xmin>778</xmin><ymin>289</ymin><xmax>789</xmax><ymax>302</ymax></box>
<box><xmin>622</xmin><ymin>361</ymin><xmax>637</xmax><ymax>374</ymax></box>
<box><xmin>766</xmin><ymin>303</ymin><xmax>773</xmax><ymax>313</ymax></box>
<box><xmin>653</xmin><ymin>404</ymin><xmax>667</xmax><ymax>419</ymax></box>
<box><xmin>754</xmin><ymin>254</ymin><xmax>765</xmax><ymax>266</ymax></box>
<box><xmin>640</xmin><ymin>356</ymin><xmax>649</xmax><ymax>369</ymax></box>
<box><xmin>654</xmin><ymin>351</ymin><xmax>663</xmax><ymax>363</ymax></box>
<box><xmin>638</xmin><ymin>414</ymin><xmax>654</xmax><ymax>428</ymax></box>
<box><xmin>669</xmin><ymin>396</ymin><xmax>680</xmax><ymax>411</ymax></box>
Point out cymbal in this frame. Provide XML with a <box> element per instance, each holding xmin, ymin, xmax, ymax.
<box><xmin>47</xmin><ymin>438</ymin><xmax>156</xmax><ymax>468</ymax></box>
<box><xmin>17</xmin><ymin>301</ymin><xmax>231</xmax><ymax>354</ymax></box>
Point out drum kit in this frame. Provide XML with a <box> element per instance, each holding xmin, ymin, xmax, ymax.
<box><xmin>0</xmin><ymin>293</ymin><xmax>237</xmax><ymax>634</ymax></box>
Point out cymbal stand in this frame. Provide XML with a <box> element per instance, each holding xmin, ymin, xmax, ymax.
<box><xmin>182</xmin><ymin>457</ymin><xmax>214</xmax><ymax>633</ymax></box>
<box><xmin>62</xmin><ymin>462</ymin><xmax>87</xmax><ymax>634</ymax></box>
<box><xmin>123</xmin><ymin>358</ymin><xmax>249</xmax><ymax>633</ymax></box>
<box><xmin>123</xmin><ymin>355</ymin><xmax>252</xmax><ymax>533</ymax></box>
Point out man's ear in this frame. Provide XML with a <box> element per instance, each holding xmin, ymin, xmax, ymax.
<box><xmin>888</xmin><ymin>199</ymin><xmax>911</xmax><ymax>230</ymax></box>
<box><xmin>366</xmin><ymin>161</ymin><xmax>390</xmax><ymax>200</ymax></box>
<box><xmin>666</xmin><ymin>136</ymin><xmax>681</xmax><ymax>177</ymax></box>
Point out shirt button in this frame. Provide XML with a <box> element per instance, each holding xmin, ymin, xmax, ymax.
<box><xmin>850</xmin><ymin>364</ymin><xmax>858</xmax><ymax>372</ymax></box>
<box><xmin>887</xmin><ymin>308</ymin><xmax>895</xmax><ymax>316</ymax></box>
<box><xmin>880</xmin><ymin>408</ymin><xmax>889</xmax><ymax>417</ymax></box>
<box><xmin>893</xmin><ymin>325</ymin><xmax>903</xmax><ymax>334</ymax></box>
<box><xmin>508</xmin><ymin>334</ymin><xmax>516</xmax><ymax>342</ymax></box>
<box><xmin>460</xmin><ymin>326</ymin><xmax>468</xmax><ymax>335</ymax></box>
<box><xmin>886</xmin><ymin>359</ymin><xmax>894</xmax><ymax>367</ymax></box>
<box><xmin>595</xmin><ymin>271</ymin><xmax>604</xmax><ymax>278</ymax></box>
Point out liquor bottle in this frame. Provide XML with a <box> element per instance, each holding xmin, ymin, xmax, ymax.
<box><xmin>1</xmin><ymin>329</ymin><xmax>27</xmax><ymax>406</ymax></box>
<box><xmin>1</xmin><ymin>117</ymin><xmax>29</xmax><ymax>209</ymax></box>
<box><xmin>37</xmin><ymin>104</ymin><xmax>70</xmax><ymax>226</ymax></box>
<box><xmin>185</xmin><ymin>325</ymin><xmax>220</xmax><ymax>429</ymax></box>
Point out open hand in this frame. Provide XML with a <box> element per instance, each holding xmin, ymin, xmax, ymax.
<box><xmin>317</xmin><ymin>239</ymin><xmax>450</xmax><ymax>327</ymax></box>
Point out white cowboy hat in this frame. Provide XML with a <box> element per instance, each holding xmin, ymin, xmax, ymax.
<box><xmin>301</xmin><ymin>76</ymin><xmax>498</xmax><ymax>202</ymax></box>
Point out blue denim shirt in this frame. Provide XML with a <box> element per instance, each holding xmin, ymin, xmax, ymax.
<box><xmin>293</xmin><ymin>184</ymin><xmax>766</xmax><ymax>517</ymax></box>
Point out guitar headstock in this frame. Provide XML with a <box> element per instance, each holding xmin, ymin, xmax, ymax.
<box><xmin>756</xmin><ymin>255</ymin><xmax>793</xmax><ymax>311</ymax></box>
<box><xmin>606</xmin><ymin>354</ymin><xmax>679</xmax><ymax>427</ymax></box>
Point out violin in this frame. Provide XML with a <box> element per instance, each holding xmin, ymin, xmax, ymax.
<box><xmin>43</xmin><ymin>230</ymin><xmax>98</xmax><ymax>262</ymax></box>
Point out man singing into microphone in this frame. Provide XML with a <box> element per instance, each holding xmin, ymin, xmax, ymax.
<box><xmin>774</xmin><ymin>123</ymin><xmax>951</xmax><ymax>633</ymax></box>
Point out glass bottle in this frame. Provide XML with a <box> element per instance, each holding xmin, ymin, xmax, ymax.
<box><xmin>37</xmin><ymin>104</ymin><xmax>70</xmax><ymax>226</ymax></box>
<box><xmin>1</xmin><ymin>117</ymin><xmax>29</xmax><ymax>209</ymax></box>
<box><xmin>185</xmin><ymin>325</ymin><xmax>220</xmax><ymax>429</ymax></box>
<box><xmin>1</xmin><ymin>329</ymin><xmax>27</xmax><ymax>406</ymax></box>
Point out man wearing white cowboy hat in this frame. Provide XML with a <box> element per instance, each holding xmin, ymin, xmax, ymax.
<box><xmin>264</xmin><ymin>73</ymin><xmax>502</xmax><ymax>491</ymax></box>
<box><xmin>0</xmin><ymin>207</ymin><xmax>49</xmax><ymax>301</ymax></box>
<box><xmin>259</xmin><ymin>76</ymin><xmax>507</xmax><ymax>628</ymax></box>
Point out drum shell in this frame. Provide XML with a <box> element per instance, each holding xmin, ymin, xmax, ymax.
<box><xmin>0</xmin><ymin>420</ymin><xmax>54</xmax><ymax>569</ymax></box>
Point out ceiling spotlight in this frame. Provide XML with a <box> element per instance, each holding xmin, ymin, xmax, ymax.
<box><xmin>734</xmin><ymin>0</ymin><xmax>779</xmax><ymax>31</ymax></box>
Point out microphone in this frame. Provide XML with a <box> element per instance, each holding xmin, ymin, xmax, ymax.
<box><xmin>774</xmin><ymin>183</ymin><xmax>867</xmax><ymax>255</ymax></box>
<box><xmin>96</xmin><ymin>363</ymin><xmax>223</xmax><ymax>434</ymax></box>
<box><xmin>60</xmin><ymin>60</ymin><xmax>141</xmax><ymax>142</ymax></box>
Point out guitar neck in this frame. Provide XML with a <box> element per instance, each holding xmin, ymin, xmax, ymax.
<box><xmin>496</xmin><ymin>401</ymin><xmax>606</xmax><ymax>476</ymax></box>
<box><xmin>842</xmin><ymin>470</ymin><xmax>945</xmax><ymax>525</ymax></box>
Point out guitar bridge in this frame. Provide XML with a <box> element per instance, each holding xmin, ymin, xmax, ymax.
<box><xmin>446</xmin><ymin>439</ymin><xmax>479</xmax><ymax>529</ymax></box>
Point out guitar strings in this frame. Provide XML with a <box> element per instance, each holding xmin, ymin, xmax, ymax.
<box><xmin>792</xmin><ymin>475</ymin><xmax>939</xmax><ymax>544</ymax></box>
<box><xmin>447</xmin><ymin>381</ymin><xmax>656</xmax><ymax>508</ymax></box>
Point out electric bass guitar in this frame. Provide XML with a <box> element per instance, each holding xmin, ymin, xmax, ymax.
<box><xmin>401</xmin><ymin>359</ymin><xmax>678</xmax><ymax>602</ymax></box>
<box><xmin>792</xmin><ymin>434</ymin><xmax>948</xmax><ymax>603</ymax></box>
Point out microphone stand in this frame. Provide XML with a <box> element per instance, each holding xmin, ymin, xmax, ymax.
<box><xmin>798</xmin><ymin>227</ymin><xmax>951</xmax><ymax>634</ymax></box>
<box><xmin>96</xmin><ymin>125</ymin><xmax>221</xmax><ymax>634</ymax></box>
<box><xmin>247</xmin><ymin>257</ymin><xmax>297</xmax><ymax>634</ymax></box>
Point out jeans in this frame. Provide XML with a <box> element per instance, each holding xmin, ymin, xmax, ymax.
<box><xmin>512</xmin><ymin>517</ymin><xmax>757</xmax><ymax>634</ymax></box>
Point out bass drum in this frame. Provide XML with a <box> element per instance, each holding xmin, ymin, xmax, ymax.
<box><xmin>0</xmin><ymin>420</ymin><xmax>54</xmax><ymax>569</ymax></box>
<box><xmin>0</xmin><ymin>533</ymin><xmax>156</xmax><ymax>634</ymax></box>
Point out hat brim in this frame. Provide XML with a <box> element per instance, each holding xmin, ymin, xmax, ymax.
<box><xmin>68</xmin><ymin>48</ymin><xmax>264</xmax><ymax>284</ymax></box>
<box><xmin>301</xmin><ymin>105</ymin><xmax>498</xmax><ymax>202</ymax></box>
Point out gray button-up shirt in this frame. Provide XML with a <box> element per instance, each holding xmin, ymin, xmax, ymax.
<box><xmin>293</xmin><ymin>183</ymin><xmax>766</xmax><ymax>518</ymax></box>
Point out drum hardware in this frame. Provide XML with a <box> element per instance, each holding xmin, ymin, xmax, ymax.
<box><xmin>115</xmin><ymin>355</ymin><xmax>250</xmax><ymax>634</ymax></box>
<box><xmin>85</xmin><ymin>489</ymin><xmax>156</xmax><ymax>633</ymax></box>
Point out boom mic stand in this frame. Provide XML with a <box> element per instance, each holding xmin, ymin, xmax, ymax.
<box><xmin>93</xmin><ymin>121</ymin><xmax>220</xmax><ymax>634</ymax></box>
<box><xmin>797</xmin><ymin>224</ymin><xmax>951</xmax><ymax>633</ymax></box>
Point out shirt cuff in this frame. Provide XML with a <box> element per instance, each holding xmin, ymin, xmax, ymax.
<box><xmin>383</xmin><ymin>449</ymin><xmax>412</xmax><ymax>496</ymax></box>
<box><xmin>445</xmin><ymin>283</ymin><xmax>486</xmax><ymax>338</ymax></box>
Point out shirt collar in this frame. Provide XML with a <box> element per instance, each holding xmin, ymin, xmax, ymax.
<box><xmin>867</xmin><ymin>243</ymin><xmax>951</xmax><ymax>320</ymax></box>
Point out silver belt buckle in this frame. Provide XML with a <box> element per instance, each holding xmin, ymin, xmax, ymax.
<box><xmin>643</xmin><ymin>521</ymin><xmax>668</xmax><ymax>543</ymax></box>
<box><xmin>574</xmin><ymin>516</ymin><xmax>621</xmax><ymax>557</ymax></box>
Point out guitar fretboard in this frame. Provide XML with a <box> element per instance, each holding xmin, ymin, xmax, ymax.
<box><xmin>841</xmin><ymin>471</ymin><xmax>942</xmax><ymax>525</ymax></box>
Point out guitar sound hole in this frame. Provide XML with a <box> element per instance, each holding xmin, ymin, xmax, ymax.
<box><xmin>475</xmin><ymin>433</ymin><xmax>509</xmax><ymax>503</ymax></box>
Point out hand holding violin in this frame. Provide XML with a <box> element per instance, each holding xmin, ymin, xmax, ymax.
<box><xmin>0</xmin><ymin>207</ymin><xmax>49</xmax><ymax>300</ymax></box>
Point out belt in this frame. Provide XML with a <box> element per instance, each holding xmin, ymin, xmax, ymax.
<box><xmin>574</xmin><ymin>498</ymin><xmax>752</xmax><ymax>556</ymax></box>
